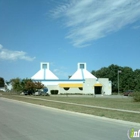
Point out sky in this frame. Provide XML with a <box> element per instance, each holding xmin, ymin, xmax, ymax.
<box><xmin>0</xmin><ymin>0</ymin><xmax>140</xmax><ymax>81</ymax></box>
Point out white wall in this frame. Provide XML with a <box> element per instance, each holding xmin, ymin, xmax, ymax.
<box><xmin>60</xmin><ymin>87</ymin><xmax>83</xmax><ymax>94</ymax></box>
<box><xmin>83</xmin><ymin>78</ymin><xmax>112</xmax><ymax>95</ymax></box>
<box><xmin>35</xmin><ymin>78</ymin><xmax>112</xmax><ymax>95</ymax></box>
<box><xmin>98</xmin><ymin>78</ymin><xmax>112</xmax><ymax>95</ymax></box>
<box><xmin>47</xmin><ymin>85</ymin><xmax>60</xmax><ymax>94</ymax></box>
<box><xmin>83</xmin><ymin>79</ymin><xmax>96</xmax><ymax>94</ymax></box>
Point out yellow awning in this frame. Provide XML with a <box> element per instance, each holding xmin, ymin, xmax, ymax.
<box><xmin>94</xmin><ymin>83</ymin><xmax>102</xmax><ymax>87</ymax></box>
<box><xmin>59</xmin><ymin>83</ymin><xmax>83</xmax><ymax>88</ymax></box>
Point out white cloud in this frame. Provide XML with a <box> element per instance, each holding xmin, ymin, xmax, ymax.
<box><xmin>0</xmin><ymin>44</ymin><xmax>35</xmax><ymax>61</ymax></box>
<box><xmin>51</xmin><ymin>0</ymin><xmax>140</xmax><ymax>47</ymax></box>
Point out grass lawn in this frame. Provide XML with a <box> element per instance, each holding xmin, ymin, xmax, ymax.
<box><xmin>31</xmin><ymin>95</ymin><xmax>140</xmax><ymax>111</ymax></box>
<box><xmin>1</xmin><ymin>92</ymin><xmax>140</xmax><ymax>123</ymax></box>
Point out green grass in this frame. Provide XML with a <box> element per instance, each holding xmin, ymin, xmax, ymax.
<box><xmin>1</xmin><ymin>93</ymin><xmax>140</xmax><ymax>123</ymax></box>
<box><xmin>23</xmin><ymin>95</ymin><xmax>140</xmax><ymax>111</ymax></box>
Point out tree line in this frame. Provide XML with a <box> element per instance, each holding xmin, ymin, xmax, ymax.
<box><xmin>91</xmin><ymin>64</ymin><xmax>140</xmax><ymax>92</ymax></box>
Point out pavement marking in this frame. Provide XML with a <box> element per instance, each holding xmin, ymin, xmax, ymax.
<box><xmin>12</xmin><ymin>95</ymin><xmax>140</xmax><ymax>114</ymax></box>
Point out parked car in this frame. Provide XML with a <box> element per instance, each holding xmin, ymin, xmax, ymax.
<box><xmin>123</xmin><ymin>90</ymin><xmax>133</xmax><ymax>96</ymax></box>
<box><xmin>23</xmin><ymin>89</ymin><xmax>35</xmax><ymax>95</ymax></box>
<box><xmin>39</xmin><ymin>88</ymin><xmax>49</xmax><ymax>96</ymax></box>
<box><xmin>34</xmin><ymin>88</ymin><xmax>49</xmax><ymax>96</ymax></box>
<box><xmin>34</xmin><ymin>91</ymin><xmax>41</xmax><ymax>96</ymax></box>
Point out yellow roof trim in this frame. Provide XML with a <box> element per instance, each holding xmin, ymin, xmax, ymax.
<box><xmin>94</xmin><ymin>83</ymin><xmax>102</xmax><ymax>87</ymax></box>
<box><xmin>59</xmin><ymin>83</ymin><xmax>83</xmax><ymax>88</ymax></box>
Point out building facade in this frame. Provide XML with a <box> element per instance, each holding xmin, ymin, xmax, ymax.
<box><xmin>31</xmin><ymin>62</ymin><xmax>112</xmax><ymax>95</ymax></box>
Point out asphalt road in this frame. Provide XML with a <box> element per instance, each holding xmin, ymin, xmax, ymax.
<box><xmin>0</xmin><ymin>98</ymin><xmax>139</xmax><ymax>140</ymax></box>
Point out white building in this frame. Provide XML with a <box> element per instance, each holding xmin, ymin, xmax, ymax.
<box><xmin>70</xmin><ymin>63</ymin><xmax>97</xmax><ymax>80</ymax></box>
<box><xmin>31</xmin><ymin>62</ymin><xmax>112</xmax><ymax>95</ymax></box>
<box><xmin>31</xmin><ymin>62</ymin><xmax>59</xmax><ymax>80</ymax></box>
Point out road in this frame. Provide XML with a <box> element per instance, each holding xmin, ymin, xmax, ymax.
<box><xmin>0</xmin><ymin>98</ymin><xmax>139</xmax><ymax>140</ymax></box>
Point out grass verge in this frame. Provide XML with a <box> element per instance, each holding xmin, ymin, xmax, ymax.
<box><xmin>1</xmin><ymin>93</ymin><xmax>140</xmax><ymax>123</ymax></box>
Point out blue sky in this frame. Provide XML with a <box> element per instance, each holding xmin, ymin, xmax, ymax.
<box><xmin>0</xmin><ymin>0</ymin><xmax>140</xmax><ymax>81</ymax></box>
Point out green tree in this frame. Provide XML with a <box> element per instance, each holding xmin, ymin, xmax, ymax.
<box><xmin>91</xmin><ymin>64</ymin><xmax>139</xmax><ymax>92</ymax></box>
<box><xmin>0</xmin><ymin>77</ymin><xmax>4</xmax><ymax>87</ymax></box>
<box><xmin>133</xmin><ymin>69</ymin><xmax>140</xmax><ymax>91</ymax></box>
<box><xmin>25</xmin><ymin>81</ymin><xmax>35</xmax><ymax>91</ymax></box>
<box><xmin>120</xmin><ymin>67</ymin><xmax>134</xmax><ymax>92</ymax></box>
<box><xmin>10</xmin><ymin>78</ymin><xmax>44</xmax><ymax>93</ymax></box>
<box><xmin>34</xmin><ymin>82</ymin><xmax>44</xmax><ymax>89</ymax></box>
<box><xmin>10</xmin><ymin>78</ymin><xmax>22</xmax><ymax>92</ymax></box>
<box><xmin>107</xmin><ymin>64</ymin><xmax>122</xmax><ymax>92</ymax></box>
<box><xmin>21</xmin><ymin>78</ymin><xmax>32</xmax><ymax>90</ymax></box>
<box><xmin>25</xmin><ymin>81</ymin><xmax>44</xmax><ymax>91</ymax></box>
<box><xmin>91</xmin><ymin>64</ymin><xmax>122</xmax><ymax>92</ymax></box>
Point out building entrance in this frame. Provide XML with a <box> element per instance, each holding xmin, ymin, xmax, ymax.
<box><xmin>94</xmin><ymin>86</ymin><xmax>102</xmax><ymax>94</ymax></box>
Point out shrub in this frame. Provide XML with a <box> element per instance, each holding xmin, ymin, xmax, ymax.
<box><xmin>132</xmin><ymin>92</ymin><xmax>140</xmax><ymax>102</ymax></box>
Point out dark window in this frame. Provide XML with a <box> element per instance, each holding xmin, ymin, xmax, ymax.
<box><xmin>64</xmin><ymin>87</ymin><xmax>69</xmax><ymax>90</ymax></box>
<box><xmin>42</xmin><ymin>64</ymin><xmax>47</xmax><ymax>69</ymax></box>
<box><xmin>50</xmin><ymin>90</ymin><xmax>58</xmax><ymax>94</ymax></box>
<box><xmin>79</xmin><ymin>87</ymin><xmax>83</xmax><ymax>90</ymax></box>
<box><xmin>80</xmin><ymin>64</ymin><xmax>84</xmax><ymax>69</ymax></box>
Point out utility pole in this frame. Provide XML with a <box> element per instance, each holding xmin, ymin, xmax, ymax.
<box><xmin>118</xmin><ymin>70</ymin><xmax>121</xmax><ymax>95</ymax></box>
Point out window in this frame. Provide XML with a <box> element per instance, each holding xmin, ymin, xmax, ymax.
<box><xmin>42</xmin><ymin>64</ymin><xmax>47</xmax><ymax>69</ymax></box>
<box><xmin>79</xmin><ymin>87</ymin><xmax>83</xmax><ymax>90</ymax></box>
<box><xmin>64</xmin><ymin>87</ymin><xmax>69</xmax><ymax>91</ymax></box>
<box><xmin>80</xmin><ymin>64</ymin><xmax>84</xmax><ymax>69</ymax></box>
<box><xmin>50</xmin><ymin>90</ymin><xmax>58</xmax><ymax>94</ymax></box>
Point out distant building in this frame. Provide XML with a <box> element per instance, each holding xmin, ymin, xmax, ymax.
<box><xmin>31</xmin><ymin>62</ymin><xmax>112</xmax><ymax>95</ymax></box>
